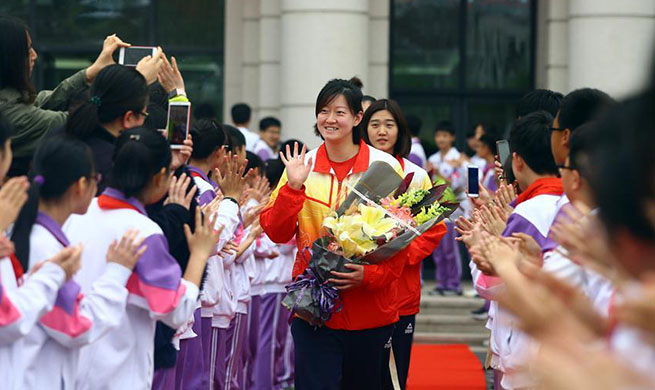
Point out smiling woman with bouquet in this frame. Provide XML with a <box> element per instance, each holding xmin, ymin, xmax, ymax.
<box><xmin>261</xmin><ymin>78</ymin><xmax>409</xmax><ymax>390</ymax></box>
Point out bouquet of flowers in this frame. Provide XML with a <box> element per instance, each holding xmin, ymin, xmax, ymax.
<box><xmin>283</xmin><ymin>162</ymin><xmax>459</xmax><ymax>326</ymax></box>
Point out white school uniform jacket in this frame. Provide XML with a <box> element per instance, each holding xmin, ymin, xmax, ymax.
<box><xmin>408</xmin><ymin>137</ymin><xmax>427</xmax><ymax>169</ymax></box>
<box><xmin>188</xmin><ymin>167</ymin><xmax>240</xmax><ymax>325</ymax></box>
<box><xmin>64</xmin><ymin>189</ymin><xmax>199</xmax><ymax>390</ymax></box>
<box><xmin>427</xmin><ymin>147</ymin><xmax>463</xmax><ymax>189</ymax></box>
<box><xmin>471</xmin><ymin>191</ymin><xmax>576</xmax><ymax>389</ymax></box>
<box><xmin>21</xmin><ymin>212</ymin><xmax>132</xmax><ymax>390</ymax></box>
<box><xmin>0</xmin><ymin>257</ymin><xmax>65</xmax><ymax>390</ymax></box>
<box><xmin>232</xmin><ymin>224</ymin><xmax>254</xmax><ymax>314</ymax></box>
<box><xmin>609</xmin><ymin>284</ymin><xmax>655</xmax><ymax>383</ymax></box>
<box><xmin>237</xmin><ymin>126</ymin><xmax>261</xmax><ymax>153</ymax></box>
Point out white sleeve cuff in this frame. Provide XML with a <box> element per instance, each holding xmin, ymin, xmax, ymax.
<box><xmin>103</xmin><ymin>262</ymin><xmax>134</xmax><ymax>286</ymax></box>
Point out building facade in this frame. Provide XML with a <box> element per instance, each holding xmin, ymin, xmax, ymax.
<box><xmin>3</xmin><ymin>0</ymin><xmax>653</xmax><ymax>150</ymax></box>
<box><xmin>224</xmin><ymin>0</ymin><xmax>655</xmax><ymax>149</ymax></box>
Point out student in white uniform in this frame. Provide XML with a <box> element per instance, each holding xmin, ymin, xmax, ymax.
<box><xmin>7</xmin><ymin>137</ymin><xmax>146</xmax><ymax>390</ymax></box>
<box><xmin>231</xmin><ymin>103</ymin><xmax>260</xmax><ymax>152</ymax></box>
<box><xmin>0</xmin><ymin>114</ymin><xmax>85</xmax><ymax>390</ymax></box>
<box><xmin>64</xmin><ymin>128</ymin><xmax>222</xmax><ymax>390</ymax></box>
<box><xmin>186</xmin><ymin>119</ymin><xmax>243</xmax><ymax>389</ymax></box>
<box><xmin>468</xmin><ymin>112</ymin><xmax>567</xmax><ymax>390</ymax></box>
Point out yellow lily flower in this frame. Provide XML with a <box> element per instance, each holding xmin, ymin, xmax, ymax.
<box><xmin>358</xmin><ymin>204</ymin><xmax>398</xmax><ymax>238</ymax></box>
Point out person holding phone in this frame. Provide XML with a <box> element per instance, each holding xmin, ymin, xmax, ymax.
<box><xmin>0</xmin><ymin>16</ymin><xmax>162</xmax><ymax>176</ymax></box>
<box><xmin>361</xmin><ymin>98</ymin><xmax>448</xmax><ymax>390</ymax></box>
<box><xmin>260</xmin><ymin>78</ymin><xmax>409</xmax><ymax>390</ymax></box>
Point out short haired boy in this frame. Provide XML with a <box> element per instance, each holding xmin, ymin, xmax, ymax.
<box><xmin>253</xmin><ymin>117</ymin><xmax>282</xmax><ymax>162</ymax></box>
<box><xmin>427</xmin><ymin>120</ymin><xmax>463</xmax><ymax>295</ymax></box>
<box><xmin>230</xmin><ymin>103</ymin><xmax>260</xmax><ymax>152</ymax></box>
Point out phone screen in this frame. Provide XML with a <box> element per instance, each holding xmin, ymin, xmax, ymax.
<box><xmin>122</xmin><ymin>47</ymin><xmax>154</xmax><ymax>66</ymax></box>
<box><xmin>497</xmin><ymin>140</ymin><xmax>510</xmax><ymax>167</ymax></box>
<box><xmin>167</xmin><ymin>104</ymin><xmax>190</xmax><ymax>146</ymax></box>
<box><xmin>468</xmin><ymin>166</ymin><xmax>479</xmax><ymax>196</ymax></box>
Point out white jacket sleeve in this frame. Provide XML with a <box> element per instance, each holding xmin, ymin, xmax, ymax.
<box><xmin>39</xmin><ymin>263</ymin><xmax>132</xmax><ymax>348</ymax></box>
<box><xmin>0</xmin><ymin>262</ymin><xmax>65</xmax><ymax>344</ymax></box>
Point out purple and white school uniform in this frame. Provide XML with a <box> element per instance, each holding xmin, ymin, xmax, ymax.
<box><xmin>472</xmin><ymin>191</ymin><xmax>564</xmax><ymax>389</ymax></box>
<box><xmin>0</xmin><ymin>255</ymin><xmax>65</xmax><ymax>390</ymax></box>
<box><xmin>252</xmin><ymin>234</ymin><xmax>297</xmax><ymax>390</ymax></box>
<box><xmin>64</xmin><ymin>189</ymin><xmax>199</xmax><ymax>390</ymax></box>
<box><xmin>253</xmin><ymin>139</ymin><xmax>276</xmax><ymax>162</ymax></box>
<box><xmin>428</xmin><ymin>147</ymin><xmax>464</xmax><ymax>292</ymax></box>
<box><xmin>21</xmin><ymin>212</ymin><xmax>132</xmax><ymax>390</ymax></box>
<box><xmin>408</xmin><ymin>137</ymin><xmax>427</xmax><ymax>169</ymax></box>
<box><xmin>190</xmin><ymin>166</ymin><xmax>241</xmax><ymax>390</ymax></box>
<box><xmin>224</xmin><ymin>224</ymin><xmax>255</xmax><ymax>390</ymax></box>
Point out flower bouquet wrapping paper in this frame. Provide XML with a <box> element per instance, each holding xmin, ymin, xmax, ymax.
<box><xmin>283</xmin><ymin>162</ymin><xmax>459</xmax><ymax>326</ymax></box>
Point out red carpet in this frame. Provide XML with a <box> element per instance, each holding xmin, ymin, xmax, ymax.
<box><xmin>406</xmin><ymin>344</ymin><xmax>486</xmax><ymax>390</ymax></box>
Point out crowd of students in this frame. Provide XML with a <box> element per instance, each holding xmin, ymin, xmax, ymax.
<box><xmin>1</xmin><ymin>12</ymin><xmax>654</xmax><ymax>390</ymax></box>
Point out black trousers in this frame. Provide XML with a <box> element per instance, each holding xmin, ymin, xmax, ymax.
<box><xmin>291</xmin><ymin>318</ymin><xmax>395</xmax><ymax>390</ymax></box>
<box><xmin>391</xmin><ymin>315</ymin><xmax>416</xmax><ymax>390</ymax></box>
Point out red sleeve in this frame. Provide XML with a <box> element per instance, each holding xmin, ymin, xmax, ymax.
<box><xmin>406</xmin><ymin>221</ymin><xmax>448</xmax><ymax>266</ymax></box>
<box><xmin>361</xmin><ymin>221</ymin><xmax>448</xmax><ymax>290</ymax></box>
<box><xmin>260</xmin><ymin>183</ymin><xmax>306</xmax><ymax>244</ymax></box>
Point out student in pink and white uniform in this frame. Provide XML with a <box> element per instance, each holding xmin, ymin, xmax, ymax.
<box><xmin>8</xmin><ymin>138</ymin><xmax>146</xmax><ymax>390</ymax></box>
<box><xmin>63</xmin><ymin>128</ymin><xmax>222</xmax><ymax>389</ymax></box>
<box><xmin>0</xmin><ymin>115</ymin><xmax>86</xmax><ymax>390</ymax></box>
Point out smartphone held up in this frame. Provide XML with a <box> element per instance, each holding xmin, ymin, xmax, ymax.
<box><xmin>118</xmin><ymin>46</ymin><xmax>157</xmax><ymax>67</ymax></box>
<box><xmin>166</xmin><ymin>102</ymin><xmax>191</xmax><ymax>149</ymax></box>
<box><xmin>467</xmin><ymin>165</ymin><xmax>480</xmax><ymax>198</ymax></box>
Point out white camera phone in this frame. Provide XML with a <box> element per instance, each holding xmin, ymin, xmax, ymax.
<box><xmin>166</xmin><ymin>102</ymin><xmax>191</xmax><ymax>149</ymax></box>
<box><xmin>118</xmin><ymin>46</ymin><xmax>157</xmax><ymax>67</ymax></box>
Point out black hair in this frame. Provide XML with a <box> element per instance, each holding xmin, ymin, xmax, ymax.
<box><xmin>478</xmin><ymin>133</ymin><xmax>498</xmax><ymax>156</ymax></box>
<box><xmin>143</xmin><ymin>83</ymin><xmax>168</xmax><ymax>130</ymax></box>
<box><xmin>193</xmin><ymin>103</ymin><xmax>217</xmax><ymax>120</ymax></box>
<box><xmin>313</xmin><ymin>77</ymin><xmax>364</xmax><ymax>144</ymax></box>
<box><xmin>0</xmin><ymin>16</ymin><xmax>35</xmax><ymax>104</ymax></box>
<box><xmin>558</xmin><ymin>88</ymin><xmax>614</xmax><ymax>132</ymax></box>
<box><xmin>516</xmin><ymin>89</ymin><xmax>564</xmax><ymax>118</ymax></box>
<box><xmin>190</xmin><ymin>119</ymin><xmax>226</xmax><ymax>160</ymax></box>
<box><xmin>11</xmin><ymin>137</ymin><xmax>95</xmax><ymax>270</ymax></box>
<box><xmin>434</xmin><ymin>120</ymin><xmax>455</xmax><ymax>135</ymax></box>
<box><xmin>588</xmin><ymin>89</ymin><xmax>654</xmax><ymax>241</ymax></box>
<box><xmin>280</xmin><ymin>139</ymin><xmax>305</xmax><ymax>156</ymax></box>
<box><xmin>509</xmin><ymin>111</ymin><xmax>558</xmax><ymax>176</ymax></box>
<box><xmin>265</xmin><ymin>158</ymin><xmax>285</xmax><ymax>189</ymax></box>
<box><xmin>361</xmin><ymin>99</ymin><xmax>412</xmax><ymax>158</ymax></box>
<box><xmin>66</xmin><ymin>64</ymin><xmax>148</xmax><ymax>139</ymax></box>
<box><xmin>231</xmin><ymin>103</ymin><xmax>251</xmax><ymax>125</ymax></box>
<box><xmin>405</xmin><ymin>115</ymin><xmax>422</xmax><ymax>137</ymax></box>
<box><xmin>109</xmin><ymin>128</ymin><xmax>171</xmax><ymax>199</ymax></box>
<box><xmin>0</xmin><ymin>111</ymin><xmax>15</xmax><ymax>147</ymax></box>
<box><xmin>224</xmin><ymin>124</ymin><xmax>246</xmax><ymax>151</ymax></box>
<box><xmin>362</xmin><ymin>95</ymin><xmax>376</xmax><ymax>104</ymax></box>
<box><xmin>568</xmin><ymin>121</ymin><xmax>596</xmax><ymax>173</ymax></box>
<box><xmin>259</xmin><ymin>116</ymin><xmax>281</xmax><ymax>132</ymax></box>
<box><xmin>245</xmin><ymin>151</ymin><xmax>264</xmax><ymax>176</ymax></box>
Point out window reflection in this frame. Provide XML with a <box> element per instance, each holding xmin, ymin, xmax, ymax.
<box><xmin>466</xmin><ymin>0</ymin><xmax>531</xmax><ymax>89</ymax></box>
<box><xmin>392</xmin><ymin>0</ymin><xmax>461</xmax><ymax>90</ymax></box>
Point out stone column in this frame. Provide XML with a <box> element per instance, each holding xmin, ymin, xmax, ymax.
<box><xmin>568</xmin><ymin>0</ymin><xmax>655</xmax><ymax>98</ymax></box>
<box><xmin>223</xmin><ymin>0</ymin><xmax>244</xmax><ymax>121</ymax></box>
<box><xmin>258</xmin><ymin>0</ymin><xmax>282</xmax><ymax>121</ymax></box>
<box><xmin>242</xmin><ymin>0</ymin><xmax>261</xmax><ymax>124</ymax></box>
<box><xmin>367</xmin><ymin>0</ymin><xmax>390</xmax><ymax>99</ymax></box>
<box><xmin>280</xmin><ymin>0</ymin><xmax>370</xmax><ymax>148</ymax></box>
<box><xmin>536</xmin><ymin>0</ymin><xmax>569</xmax><ymax>93</ymax></box>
